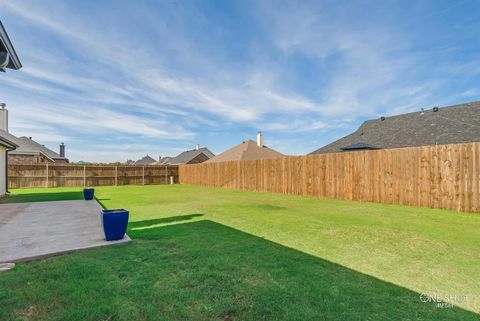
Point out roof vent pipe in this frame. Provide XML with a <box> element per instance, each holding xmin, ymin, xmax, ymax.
<box><xmin>60</xmin><ymin>142</ymin><xmax>65</xmax><ymax>158</ymax></box>
<box><xmin>257</xmin><ymin>131</ymin><xmax>263</xmax><ymax>147</ymax></box>
<box><xmin>0</xmin><ymin>103</ymin><xmax>7</xmax><ymax>132</ymax></box>
<box><xmin>196</xmin><ymin>144</ymin><xmax>200</xmax><ymax>150</ymax></box>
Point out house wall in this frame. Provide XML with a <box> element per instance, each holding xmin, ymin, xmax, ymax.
<box><xmin>187</xmin><ymin>153</ymin><xmax>210</xmax><ymax>164</ymax></box>
<box><xmin>8</xmin><ymin>154</ymin><xmax>51</xmax><ymax>164</ymax></box>
<box><xmin>0</xmin><ymin>146</ymin><xmax>6</xmax><ymax>195</ymax></box>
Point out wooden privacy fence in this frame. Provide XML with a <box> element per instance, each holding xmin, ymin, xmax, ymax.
<box><xmin>8</xmin><ymin>164</ymin><xmax>179</xmax><ymax>189</ymax></box>
<box><xmin>179</xmin><ymin>142</ymin><xmax>480</xmax><ymax>212</ymax></box>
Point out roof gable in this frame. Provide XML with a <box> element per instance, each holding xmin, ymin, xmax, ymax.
<box><xmin>134</xmin><ymin>155</ymin><xmax>157</xmax><ymax>165</ymax></box>
<box><xmin>166</xmin><ymin>147</ymin><xmax>214</xmax><ymax>164</ymax></box>
<box><xmin>206</xmin><ymin>140</ymin><xmax>285</xmax><ymax>163</ymax></box>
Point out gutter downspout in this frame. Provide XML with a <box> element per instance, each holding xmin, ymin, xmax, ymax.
<box><xmin>5</xmin><ymin>145</ymin><xmax>15</xmax><ymax>194</ymax></box>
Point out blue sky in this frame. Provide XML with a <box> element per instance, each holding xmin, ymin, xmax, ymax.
<box><xmin>1</xmin><ymin>0</ymin><xmax>479</xmax><ymax>162</ymax></box>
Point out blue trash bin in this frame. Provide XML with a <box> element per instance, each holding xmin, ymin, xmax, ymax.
<box><xmin>101</xmin><ymin>209</ymin><xmax>129</xmax><ymax>241</ymax></box>
<box><xmin>83</xmin><ymin>188</ymin><xmax>95</xmax><ymax>200</ymax></box>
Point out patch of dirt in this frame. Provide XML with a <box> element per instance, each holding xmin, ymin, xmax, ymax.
<box><xmin>219</xmin><ymin>310</ymin><xmax>239</xmax><ymax>321</ymax></box>
<box><xmin>17</xmin><ymin>304</ymin><xmax>38</xmax><ymax>320</ymax></box>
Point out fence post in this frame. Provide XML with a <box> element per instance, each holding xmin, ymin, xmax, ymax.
<box><xmin>45</xmin><ymin>163</ymin><xmax>49</xmax><ymax>188</ymax></box>
<box><xmin>165</xmin><ymin>165</ymin><xmax>168</xmax><ymax>184</ymax></box>
<box><xmin>83</xmin><ymin>165</ymin><xmax>86</xmax><ymax>187</ymax></box>
<box><xmin>115</xmin><ymin>166</ymin><xmax>118</xmax><ymax>186</ymax></box>
<box><xmin>142</xmin><ymin>166</ymin><xmax>145</xmax><ymax>185</ymax></box>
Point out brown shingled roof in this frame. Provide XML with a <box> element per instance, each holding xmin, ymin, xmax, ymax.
<box><xmin>206</xmin><ymin>140</ymin><xmax>285</xmax><ymax>163</ymax></box>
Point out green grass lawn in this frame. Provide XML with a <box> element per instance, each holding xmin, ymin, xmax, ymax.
<box><xmin>0</xmin><ymin>185</ymin><xmax>479</xmax><ymax>321</ymax></box>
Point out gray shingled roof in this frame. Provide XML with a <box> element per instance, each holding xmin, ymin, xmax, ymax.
<box><xmin>134</xmin><ymin>155</ymin><xmax>157</xmax><ymax>165</ymax></box>
<box><xmin>310</xmin><ymin>101</ymin><xmax>480</xmax><ymax>155</ymax></box>
<box><xmin>0</xmin><ymin>130</ymin><xmax>17</xmax><ymax>148</ymax></box>
<box><xmin>164</xmin><ymin>147</ymin><xmax>214</xmax><ymax>165</ymax></box>
<box><xmin>0</xmin><ymin>130</ymin><xmax>67</xmax><ymax>161</ymax></box>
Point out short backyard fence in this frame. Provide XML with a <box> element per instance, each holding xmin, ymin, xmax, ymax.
<box><xmin>179</xmin><ymin>142</ymin><xmax>480</xmax><ymax>212</ymax></box>
<box><xmin>8</xmin><ymin>164</ymin><xmax>179</xmax><ymax>188</ymax></box>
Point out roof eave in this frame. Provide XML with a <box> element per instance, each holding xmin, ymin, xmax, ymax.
<box><xmin>8</xmin><ymin>150</ymin><xmax>41</xmax><ymax>156</ymax></box>
<box><xmin>40</xmin><ymin>151</ymin><xmax>55</xmax><ymax>162</ymax></box>
<box><xmin>0</xmin><ymin>21</ymin><xmax>22</xmax><ymax>70</ymax></box>
<box><xmin>0</xmin><ymin>136</ymin><xmax>18</xmax><ymax>149</ymax></box>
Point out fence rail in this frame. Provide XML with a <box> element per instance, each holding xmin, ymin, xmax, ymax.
<box><xmin>179</xmin><ymin>142</ymin><xmax>480</xmax><ymax>212</ymax></box>
<box><xmin>8</xmin><ymin>164</ymin><xmax>179</xmax><ymax>189</ymax></box>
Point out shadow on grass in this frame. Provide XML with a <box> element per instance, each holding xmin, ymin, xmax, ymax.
<box><xmin>0</xmin><ymin>191</ymin><xmax>83</xmax><ymax>204</ymax></box>
<box><xmin>95</xmin><ymin>196</ymin><xmax>108</xmax><ymax>209</ymax></box>
<box><xmin>128</xmin><ymin>214</ymin><xmax>204</xmax><ymax>232</ymax></box>
<box><xmin>125</xmin><ymin>219</ymin><xmax>480</xmax><ymax>320</ymax></box>
<box><xmin>1</xmin><ymin>217</ymin><xmax>477</xmax><ymax>321</ymax></box>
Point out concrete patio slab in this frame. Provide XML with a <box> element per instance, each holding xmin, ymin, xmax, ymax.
<box><xmin>0</xmin><ymin>200</ymin><xmax>130</xmax><ymax>263</ymax></box>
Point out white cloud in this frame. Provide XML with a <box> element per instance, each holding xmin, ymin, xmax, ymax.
<box><xmin>1</xmin><ymin>0</ymin><xmax>330</xmax><ymax>124</ymax></box>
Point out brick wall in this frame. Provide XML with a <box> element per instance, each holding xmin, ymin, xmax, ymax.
<box><xmin>8</xmin><ymin>154</ymin><xmax>51</xmax><ymax>164</ymax></box>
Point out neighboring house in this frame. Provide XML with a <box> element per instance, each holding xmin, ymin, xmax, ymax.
<box><xmin>0</xmin><ymin>20</ymin><xmax>22</xmax><ymax>196</ymax></box>
<box><xmin>0</xmin><ymin>106</ymin><xmax>68</xmax><ymax>164</ymax></box>
<box><xmin>134</xmin><ymin>155</ymin><xmax>157</xmax><ymax>165</ymax></box>
<box><xmin>206</xmin><ymin>132</ymin><xmax>284</xmax><ymax>163</ymax></box>
<box><xmin>310</xmin><ymin>101</ymin><xmax>480</xmax><ymax>155</ymax></box>
<box><xmin>161</xmin><ymin>145</ymin><xmax>214</xmax><ymax>165</ymax></box>
<box><xmin>5</xmin><ymin>134</ymin><xmax>69</xmax><ymax>163</ymax></box>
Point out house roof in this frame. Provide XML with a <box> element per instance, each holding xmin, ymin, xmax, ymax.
<box><xmin>206</xmin><ymin>140</ymin><xmax>285</xmax><ymax>163</ymax></box>
<box><xmin>163</xmin><ymin>147</ymin><xmax>214</xmax><ymax>165</ymax></box>
<box><xmin>0</xmin><ymin>130</ymin><xmax>67</xmax><ymax>161</ymax></box>
<box><xmin>0</xmin><ymin>20</ymin><xmax>22</xmax><ymax>70</ymax></box>
<box><xmin>310</xmin><ymin>101</ymin><xmax>480</xmax><ymax>155</ymax></box>
<box><xmin>134</xmin><ymin>155</ymin><xmax>157</xmax><ymax>165</ymax></box>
